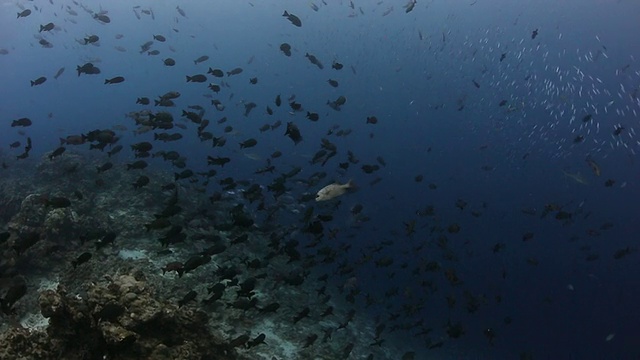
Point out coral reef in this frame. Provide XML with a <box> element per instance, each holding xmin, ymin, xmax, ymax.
<box><xmin>0</xmin><ymin>271</ymin><xmax>236</xmax><ymax>360</ymax></box>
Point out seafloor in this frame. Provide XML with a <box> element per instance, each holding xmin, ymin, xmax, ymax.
<box><xmin>0</xmin><ymin>151</ymin><xmax>414</xmax><ymax>360</ymax></box>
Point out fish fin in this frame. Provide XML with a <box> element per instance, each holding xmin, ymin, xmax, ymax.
<box><xmin>346</xmin><ymin>179</ymin><xmax>357</xmax><ymax>191</ymax></box>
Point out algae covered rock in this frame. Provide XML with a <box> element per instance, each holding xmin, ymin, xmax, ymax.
<box><xmin>0</xmin><ymin>271</ymin><xmax>237</xmax><ymax>360</ymax></box>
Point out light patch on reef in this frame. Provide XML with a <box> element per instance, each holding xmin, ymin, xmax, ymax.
<box><xmin>118</xmin><ymin>249</ymin><xmax>147</xmax><ymax>260</ymax></box>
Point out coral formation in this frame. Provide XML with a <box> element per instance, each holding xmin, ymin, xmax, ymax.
<box><xmin>0</xmin><ymin>271</ymin><xmax>236</xmax><ymax>360</ymax></box>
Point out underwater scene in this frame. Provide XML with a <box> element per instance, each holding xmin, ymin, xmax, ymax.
<box><xmin>0</xmin><ymin>0</ymin><xmax>639</xmax><ymax>359</ymax></box>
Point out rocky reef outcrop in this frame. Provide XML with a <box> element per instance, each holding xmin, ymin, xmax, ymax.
<box><xmin>0</xmin><ymin>271</ymin><xmax>236</xmax><ymax>360</ymax></box>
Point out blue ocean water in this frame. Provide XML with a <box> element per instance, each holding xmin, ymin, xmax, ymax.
<box><xmin>1</xmin><ymin>0</ymin><xmax>639</xmax><ymax>359</ymax></box>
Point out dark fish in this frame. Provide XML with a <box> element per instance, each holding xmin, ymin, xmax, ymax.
<box><xmin>472</xmin><ymin>79</ymin><xmax>480</xmax><ymax>88</ymax></box>
<box><xmin>12</xmin><ymin>232</ymin><xmax>39</xmax><ymax>255</ymax></box>
<box><xmin>582</xmin><ymin>114</ymin><xmax>593</xmax><ymax>122</ymax></box>
<box><xmin>17</xmin><ymin>9</ymin><xmax>31</xmax><ymax>18</ymax></box>
<box><xmin>96</xmin><ymin>162</ymin><xmax>113</xmax><ymax>173</ymax></box>
<box><xmin>53</xmin><ymin>67</ymin><xmax>65</xmax><ymax>79</ymax></box>
<box><xmin>402</xmin><ymin>351</ymin><xmax>416</xmax><ymax>360</ymax></box>
<box><xmin>182</xmin><ymin>110</ymin><xmax>202</xmax><ymax>123</ymax></box>
<box><xmin>194</xmin><ymin>55</ymin><xmax>209</xmax><ymax>64</ymax></box>
<box><xmin>136</xmin><ymin>97</ymin><xmax>150</xmax><ymax>105</ymax></box>
<box><xmin>153</xmin><ymin>34</ymin><xmax>166</xmax><ymax>42</ymax></box>
<box><xmin>11</xmin><ymin>118</ymin><xmax>32</xmax><ymax>127</ymax></box>
<box><xmin>259</xmin><ymin>302</ymin><xmax>280</xmax><ymax>313</ymax></box>
<box><xmin>531</xmin><ymin>29</ymin><xmax>539</xmax><ymax>39</ymax></box>
<box><xmin>38</xmin><ymin>39</ymin><xmax>52</xmax><ymax>48</ymax></box>
<box><xmin>49</xmin><ymin>147</ymin><xmax>66</xmax><ymax>160</ymax></box>
<box><xmin>280</xmin><ymin>43</ymin><xmax>292</xmax><ymax>56</ymax></box>
<box><xmin>240</xmin><ymin>138</ymin><xmax>258</xmax><ymax>148</ymax></box>
<box><xmin>306</xmin><ymin>112</ymin><xmax>319</xmax><ymax>121</ymax></box>
<box><xmin>178</xmin><ymin>290</ymin><xmax>197</xmax><ymax>307</ymax></box>
<box><xmin>76</xmin><ymin>63</ymin><xmax>101</xmax><ymax>76</ymax></box>
<box><xmin>127</xmin><ymin>160</ymin><xmax>148</xmax><ymax>170</ymax></box>
<box><xmin>283</xmin><ymin>10</ymin><xmax>302</xmax><ymax>27</ymax></box>
<box><xmin>613</xmin><ymin>247</ymin><xmax>634</xmax><ymax>259</ymax></box>
<box><xmin>183</xmin><ymin>254</ymin><xmax>210</xmax><ymax>274</ymax></box>
<box><xmin>342</xmin><ymin>343</ymin><xmax>354</xmax><ymax>358</ymax></box>
<box><xmin>96</xmin><ymin>303</ymin><xmax>125</xmax><ymax>323</ymax></box>
<box><xmin>9</xmin><ymin>141</ymin><xmax>20</xmax><ymax>148</ymax></box>
<box><xmin>327</xmin><ymin>95</ymin><xmax>347</xmax><ymax>110</ymax></box>
<box><xmin>305</xmin><ymin>53</ymin><xmax>324</xmax><ymax>69</ymax></box>
<box><xmin>186</xmin><ymin>74</ymin><xmax>207</xmax><ymax>82</ymax></box>
<box><xmin>613</xmin><ymin>126</ymin><xmax>625</xmax><ymax>136</ymax></box>
<box><xmin>163</xmin><ymin>58</ymin><xmax>176</xmax><ymax>66</ymax></box>
<box><xmin>0</xmin><ymin>281</ymin><xmax>26</xmax><ymax>315</ymax></box>
<box><xmin>31</xmin><ymin>76</ymin><xmax>47</xmax><ymax>86</ymax></box>
<box><xmin>244</xmin><ymin>102</ymin><xmax>257</xmax><ymax>116</ymax></box>
<box><xmin>227</xmin><ymin>67</ymin><xmax>243</xmax><ymax>76</ymax></box>
<box><xmin>39</xmin><ymin>22</ymin><xmax>55</xmax><ymax>32</ymax></box>
<box><xmin>94</xmin><ymin>14</ymin><xmax>110</xmax><ymax>23</ymax></box>
<box><xmin>327</xmin><ymin>79</ymin><xmax>339</xmax><ymax>87</ymax></box>
<box><xmin>303</xmin><ymin>334</ymin><xmax>318</xmax><ymax>348</ymax></box>
<box><xmin>107</xmin><ymin>145</ymin><xmax>122</xmax><ymax>157</ymax></box>
<box><xmin>45</xmin><ymin>196</ymin><xmax>71</xmax><ymax>208</ymax></box>
<box><xmin>207</xmin><ymin>68</ymin><xmax>224</xmax><ymax>77</ymax></box>
<box><xmin>105</xmin><ymin>76</ymin><xmax>125</xmax><ymax>84</ymax></box>
<box><xmin>290</xmin><ymin>101</ymin><xmax>302</xmax><ymax>111</ymax></box>
<box><xmin>207</xmin><ymin>156</ymin><xmax>230</xmax><ymax>167</ymax></box>
<box><xmin>162</xmin><ymin>262</ymin><xmax>184</xmax><ymax>276</ymax></box>
<box><xmin>147</xmin><ymin>50</ymin><xmax>160</xmax><ymax>56</ymax></box>
<box><xmin>84</xmin><ymin>35</ymin><xmax>99</xmax><ymax>44</ymax></box>
<box><xmin>132</xmin><ymin>141</ymin><xmax>153</xmax><ymax>152</ymax></box>
<box><xmin>362</xmin><ymin>164</ymin><xmax>379</xmax><ymax>173</ymax></box>
<box><xmin>247</xmin><ymin>333</ymin><xmax>266</xmax><ymax>348</ymax></box>
<box><xmin>144</xmin><ymin>217</ymin><xmax>171</xmax><ymax>232</ymax></box>
<box><xmin>332</xmin><ymin>61</ymin><xmax>343</xmax><ymax>70</ymax></box>
<box><xmin>293</xmin><ymin>307</ymin><xmax>310</xmax><ymax>323</ymax></box>
<box><xmin>498</xmin><ymin>100</ymin><xmax>508</xmax><ymax>107</ymax></box>
<box><xmin>275</xmin><ymin>94</ymin><xmax>281</xmax><ymax>107</ymax></box>
<box><xmin>160</xmin><ymin>91</ymin><xmax>181</xmax><ymax>100</ymax></box>
<box><xmin>228</xmin><ymin>334</ymin><xmax>250</xmax><ymax>348</ymax></box>
<box><xmin>404</xmin><ymin>0</ymin><xmax>417</xmax><ymax>13</ymax></box>
<box><xmin>174</xmin><ymin>169</ymin><xmax>193</xmax><ymax>180</ymax></box>
<box><xmin>132</xmin><ymin>176</ymin><xmax>150</xmax><ymax>189</ymax></box>
<box><xmin>249</xmin><ymin>77</ymin><xmax>258</xmax><ymax>84</ymax></box>
<box><xmin>555</xmin><ymin>211</ymin><xmax>572</xmax><ymax>220</ymax></box>
<box><xmin>499</xmin><ymin>52</ymin><xmax>506</xmax><ymax>62</ymax></box>
<box><xmin>366</xmin><ymin>116</ymin><xmax>378</xmax><ymax>124</ymax></box>
<box><xmin>285</xmin><ymin>122</ymin><xmax>302</xmax><ymax>144</ymax></box>
<box><xmin>72</xmin><ymin>252</ymin><xmax>92</xmax><ymax>268</ymax></box>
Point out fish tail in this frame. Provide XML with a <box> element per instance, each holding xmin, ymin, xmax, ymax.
<box><xmin>346</xmin><ymin>179</ymin><xmax>356</xmax><ymax>190</ymax></box>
